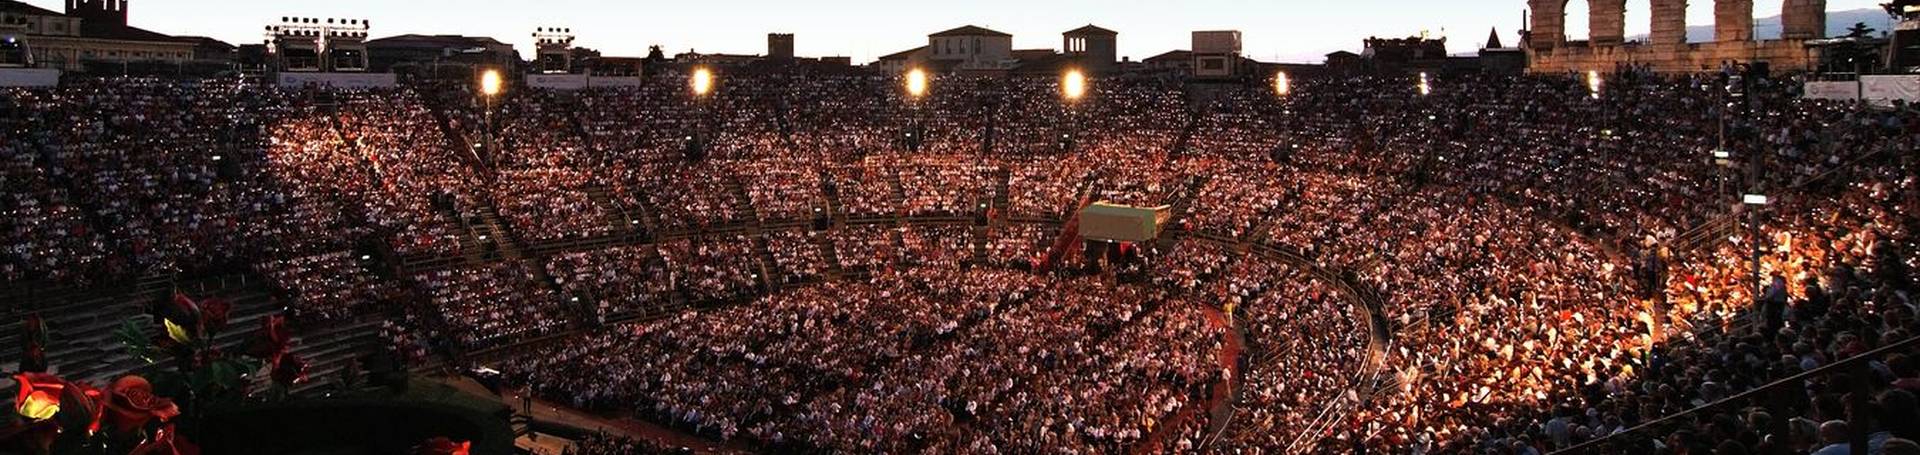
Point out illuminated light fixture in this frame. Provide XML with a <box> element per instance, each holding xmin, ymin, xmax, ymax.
<box><xmin>1062</xmin><ymin>69</ymin><xmax>1087</xmax><ymax>101</ymax></box>
<box><xmin>905</xmin><ymin>68</ymin><xmax>929</xmax><ymax>98</ymax></box>
<box><xmin>479</xmin><ymin>69</ymin><xmax>503</xmax><ymax>97</ymax></box>
<box><xmin>1417</xmin><ymin>72</ymin><xmax>1431</xmax><ymax>96</ymax></box>
<box><xmin>691</xmin><ymin>67</ymin><xmax>714</xmax><ymax>96</ymax></box>
<box><xmin>1712</xmin><ymin>149</ymin><xmax>1731</xmax><ymax>159</ymax></box>
<box><xmin>1274</xmin><ymin>71</ymin><xmax>1291</xmax><ymax>96</ymax></box>
<box><xmin>1742</xmin><ymin>194</ymin><xmax>1770</xmax><ymax>205</ymax></box>
<box><xmin>1587</xmin><ymin>70</ymin><xmax>1603</xmax><ymax>98</ymax></box>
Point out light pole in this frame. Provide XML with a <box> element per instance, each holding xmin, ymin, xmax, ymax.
<box><xmin>479</xmin><ymin>68</ymin><xmax>503</xmax><ymax>167</ymax></box>
<box><xmin>689</xmin><ymin>66</ymin><xmax>713</xmax><ymax>161</ymax></box>
<box><xmin>905</xmin><ymin>68</ymin><xmax>928</xmax><ymax>152</ymax></box>
<box><xmin>1061</xmin><ymin>68</ymin><xmax>1087</xmax><ymax>153</ymax></box>
<box><xmin>1723</xmin><ymin>63</ymin><xmax>1767</xmax><ymax>294</ymax></box>
<box><xmin>1586</xmin><ymin>70</ymin><xmax>1603</xmax><ymax>99</ymax></box>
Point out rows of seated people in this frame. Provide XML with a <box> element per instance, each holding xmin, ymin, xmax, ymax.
<box><xmin>2</xmin><ymin>71</ymin><xmax>1916</xmax><ymax>453</ymax></box>
<box><xmin>499</xmin><ymin>264</ymin><xmax>1235</xmax><ymax>454</ymax></box>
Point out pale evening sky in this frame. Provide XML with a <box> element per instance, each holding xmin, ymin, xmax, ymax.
<box><xmin>20</xmin><ymin>0</ymin><xmax>1889</xmax><ymax>63</ymax></box>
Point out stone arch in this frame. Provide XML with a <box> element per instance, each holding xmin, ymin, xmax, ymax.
<box><xmin>1530</xmin><ymin>0</ymin><xmax>1628</xmax><ymax>47</ymax></box>
<box><xmin>1779</xmin><ymin>0</ymin><xmax>1827</xmax><ymax>39</ymax></box>
<box><xmin>1566</xmin><ymin>0</ymin><xmax>1594</xmax><ymax>41</ymax></box>
<box><xmin>1715</xmin><ymin>0</ymin><xmax>1756</xmax><ymax>41</ymax></box>
<box><xmin>1649</xmin><ymin>0</ymin><xmax>1690</xmax><ymax>44</ymax></box>
<box><xmin>1529</xmin><ymin>0</ymin><xmax>1568</xmax><ymax>48</ymax></box>
<box><xmin>1589</xmin><ymin>0</ymin><xmax>1627</xmax><ymax>45</ymax></box>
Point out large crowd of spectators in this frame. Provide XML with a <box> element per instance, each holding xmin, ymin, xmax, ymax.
<box><xmin>3</xmin><ymin>69</ymin><xmax>1916</xmax><ymax>454</ymax></box>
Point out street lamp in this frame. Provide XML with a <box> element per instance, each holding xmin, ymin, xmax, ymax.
<box><xmin>1060</xmin><ymin>68</ymin><xmax>1088</xmax><ymax>153</ymax></box>
<box><xmin>480</xmin><ymin>68</ymin><xmax>503</xmax><ymax>97</ymax></box>
<box><xmin>687</xmin><ymin>67</ymin><xmax>714</xmax><ymax>161</ymax></box>
<box><xmin>1743</xmin><ymin>192</ymin><xmax>1770</xmax><ymax>293</ymax></box>
<box><xmin>905</xmin><ymin>68</ymin><xmax>929</xmax><ymax>152</ymax></box>
<box><xmin>1062</xmin><ymin>68</ymin><xmax>1087</xmax><ymax>102</ymax></box>
<box><xmin>479</xmin><ymin>68</ymin><xmax>503</xmax><ymax>166</ymax></box>
<box><xmin>1586</xmin><ymin>70</ymin><xmax>1603</xmax><ymax>99</ymax></box>
<box><xmin>1417</xmin><ymin>72</ymin><xmax>1431</xmax><ymax>96</ymax></box>
<box><xmin>691</xmin><ymin>67</ymin><xmax>714</xmax><ymax>97</ymax></box>
<box><xmin>1274</xmin><ymin>71</ymin><xmax>1292</xmax><ymax>97</ymax></box>
<box><xmin>906</xmin><ymin>68</ymin><xmax>929</xmax><ymax>99</ymax></box>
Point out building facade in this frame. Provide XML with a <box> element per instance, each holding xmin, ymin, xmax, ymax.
<box><xmin>928</xmin><ymin>25</ymin><xmax>1013</xmax><ymax>71</ymax></box>
<box><xmin>0</xmin><ymin>0</ymin><xmax>202</xmax><ymax>71</ymax></box>
<box><xmin>1192</xmin><ymin>30</ymin><xmax>1243</xmax><ymax>78</ymax></box>
<box><xmin>1525</xmin><ymin>0</ymin><xmax>1826</xmax><ymax>73</ymax></box>
<box><xmin>1063</xmin><ymin>25</ymin><xmax>1117</xmax><ymax>71</ymax></box>
<box><xmin>768</xmin><ymin>33</ymin><xmax>794</xmax><ymax>61</ymax></box>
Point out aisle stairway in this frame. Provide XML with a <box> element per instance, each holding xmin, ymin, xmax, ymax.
<box><xmin>473</xmin><ymin>205</ymin><xmax>527</xmax><ymax>261</ymax></box>
<box><xmin>722</xmin><ymin>176</ymin><xmax>760</xmax><ymax>226</ymax></box>
<box><xmin>991</xmin><ymin>168</ymin><xmax>1012</xmax><ymax>214</ymax></box>
<box><xmin>583</xmin><ymin>186</ymin><xmax>640</xmax><ymax>236</ymax></box>
<box><xmin>0</xmin><ymin>274</ymin><xmax>380</xmax><ymax>397</ymax></box>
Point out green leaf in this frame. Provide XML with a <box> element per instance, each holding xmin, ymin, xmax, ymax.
<box><xmin>162</xmin><ymin>318</ymin><xmax>192</xmax><ymax>345</ymax></box>
<box><xmin>115</xmin><ymin>319</ymin><xmax>158</xmax><ymax>364</ymax></box>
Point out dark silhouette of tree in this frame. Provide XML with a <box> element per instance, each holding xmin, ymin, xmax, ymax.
<box><xmin>1846</xmin><ymin>22</ymin><xmax>1878</xmax><ymax>39</ymax></box>
<box><xmin>570</xmin><ymin>46</ymin><xmax>602</xmax><ymax>61</ymax></box>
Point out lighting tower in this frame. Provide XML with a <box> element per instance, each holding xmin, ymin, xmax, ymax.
<box><xmin>265</xmin><ymin>17</ymin><xmax>370</xmax><ymax>72</ymax></box>
<box><xmin>533</xmin><ymin>26</ymin><xmax>576</xmax><ymax>74</ymax></box>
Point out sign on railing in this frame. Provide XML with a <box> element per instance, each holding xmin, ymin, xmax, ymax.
<box><xmin>0</xmin><ymin>68</ymin><xmax>59</xmax><ymax>87</ymax></box>
<box><xmin>278</xmin><ymin>72</ymin><xmax>397</xmax><ymax>89</ymax></box>
<box><xmin>1803</xmin><ymin>76</ymin><xmax>1920</xmax><ymax>106</ymax></box>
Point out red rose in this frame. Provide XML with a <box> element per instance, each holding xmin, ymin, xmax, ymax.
<box><xmin>412</xmin><ymin>437</ymin><xmax>471</xmax><ymax>455</ymax></box>
<box><xmin>102</xmin><ymin>376</ymin><xmax>179</xmax><ymax>436</ymax></box>
<box><xmin>126</xmin><ymin>423</ymin><xmax>199</xmax><ymax>455</ymax></box>
<box><xmin>270</xmin><ymin>354</ymin><xmax>307</xmax><ymax>387</ymax></box>
<box><xmin>59</xmin><ymin>381</ymin><xmax>105</xmax><ymax>436</ymax></box>
<box><xmin>197</xmin><ymin>298</ymin><xmax>231</xmax><ymax>335</ymax></box>
<box><xmin>247</xmin><ymin>315</ymin><xmax>291</xmax><ymax>362</ymax></box>
<box><xmin>13</xmin><ymin>373</ymin><xmax>64</xmax><ymax>421</ymax></box>
<box><xmin>155</xmin><ymin>293</ymin><xmax>201</xmax><ymax>343</ymax></box>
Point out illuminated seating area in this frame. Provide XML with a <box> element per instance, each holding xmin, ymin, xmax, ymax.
<box><xmin>0</xmin><ymin>70</ymin><xmax>1915</xmax><ymax>453</ymax></box>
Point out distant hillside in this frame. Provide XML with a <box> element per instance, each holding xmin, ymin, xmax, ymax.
<box><xmin>1623</xmin><ymin>8</ymin><xmax>1893</xmax><ymax>42</ymax></box>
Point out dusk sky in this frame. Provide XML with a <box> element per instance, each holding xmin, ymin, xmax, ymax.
<box><xmin>24</xmin><ymin>0</ymin><xmax>1888</xmax><ymax>63</ymax></box>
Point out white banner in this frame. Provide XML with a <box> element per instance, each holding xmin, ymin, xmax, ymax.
<box><xmin>277</xmin><ymin>72</ymin><xmax>397</xmax><ymax>89</ymax></box>
<box><xmin>1862</xmin><ymin>75</ymin><xmax>1920</xmax><ymax>106</ymax></box>
<box><xmin>589</xmin><ymin>76</ymin><xmax>644</xmax><ymax>88</ymax></box>
<box><xmin>0</xmin><ymin>68</ymin><xmax>60</xmax><ymax>87</ymax></box>
<box><xmin>527</xmin><ymin>74</ymin><xmax>588</xmax><ymax>90</ymax></box>
<box><xmin>1802</xmin><ymin>81</ymin><xmax>1859</xmax><ymax>101</ymax></box>
<box><xmin>527</xmin><ymin>74</ymin><xmax>644</xmax><ymax>89</ymax></box>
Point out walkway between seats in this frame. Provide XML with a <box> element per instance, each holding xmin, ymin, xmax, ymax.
<box><xmin>434</xmin><ymin>375</ymin><xmax>753</xmax><ymax>454</ymax></box>
<box><xmin>1132</xmin><ymin>304</ymin><xmax>1243</xmax><ymax>454</ymax></box>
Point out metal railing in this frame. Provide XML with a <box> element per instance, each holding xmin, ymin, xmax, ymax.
<box><xmin>1553</xmin><ymin>334</ymin><xmax>1920</xmax><ymax>454</ymax></box>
